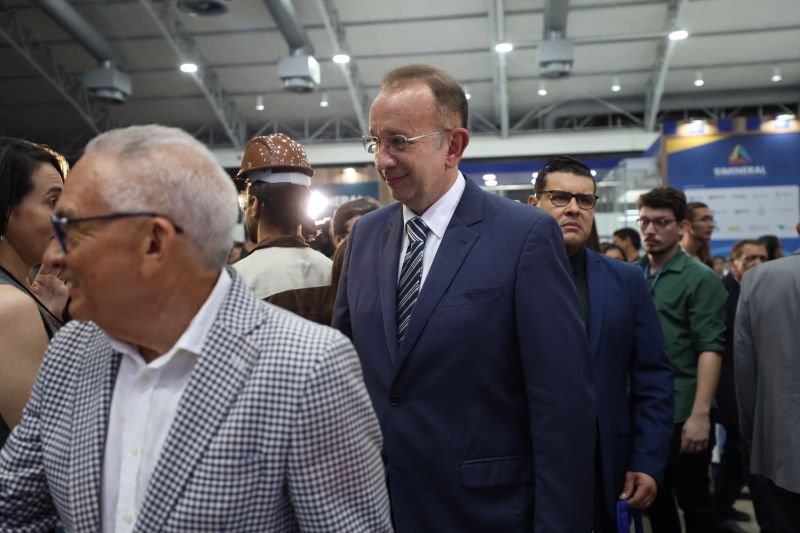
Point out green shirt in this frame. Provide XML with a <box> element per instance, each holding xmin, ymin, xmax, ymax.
<box><xmin>639</xmin><ymin>248</ymin><xmax>726</xmax><ymax>423</ymax></box>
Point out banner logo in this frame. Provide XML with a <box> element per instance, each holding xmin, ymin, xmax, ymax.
<box><xmin>729</xmin><ymin>144</ymin><xmax>752</xmax><ymax>165</ymax></box>
<box><xmin>714</xmin><ymin>144</ymin><xmax>766</xmax><ymax>178</ymax></box>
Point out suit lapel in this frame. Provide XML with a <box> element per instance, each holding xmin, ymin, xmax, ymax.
<box><xmin>133</xmin><ymin>279</ymin><xmax>262</xmax><ymax>532</ymax></box>
<box><xmin>70</xmin><ymin>338</ymin><xmax>120</xmax><ymax>532</ymax></box>
<box><xmin>379</xmin><ymin>206</ymin><xmax>403</xmax><ymax>365</ymax></box>
<box><xmin>585</xmin><ymin>250</ymin><xmax>606</xmax><ymax>357</ymax></box>
<box><xmin>394</xmin><ymin>178</ymin><xmax>483</xmax><ymax>371</ymax></box>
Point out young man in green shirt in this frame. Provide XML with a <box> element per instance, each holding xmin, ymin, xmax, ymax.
<box><xmin>636</xmin><ymin>187</ymin><xmax>727</xmax><ymax>533</ymax></box>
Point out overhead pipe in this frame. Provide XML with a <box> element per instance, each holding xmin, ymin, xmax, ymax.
<box><xmin>30</xmin><ymin>0</ymin><xmax>126</xmax><ymax>67</ymax></box>
<box><xmin>263</xmin><ymin>0</ymin><xmax>315</xmax><ymax>56</ymax></box>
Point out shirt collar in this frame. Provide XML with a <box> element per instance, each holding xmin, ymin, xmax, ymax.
<box><xmin>107</xmin><ymin>269</ymin><xmax>232</xmax><ymax>368</ymax></box>
<box><xmin>639</xmin><ymin>246</ymin><xmax>689</xmax><ymax>274</ymax></box>
<box><xmin>402</xmin><ymin>171</ymin><xmax>466</xmax><ymax>239</ymax></box>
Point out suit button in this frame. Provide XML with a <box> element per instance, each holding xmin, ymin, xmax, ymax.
<box><xmin>389</xmin><ymin>394</ymin><xmax>401</xmax><ymax>406</ymax></box>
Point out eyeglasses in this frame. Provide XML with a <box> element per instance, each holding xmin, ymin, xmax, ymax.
<box><xmin>538</xmin><ymin>190</ymin><xmax>598</xmax><ymax>210</ymax></box>
<box><xmin>636</xmin><ymin>217</ymin><xmax>676</xmax><ymax>230</ymax></box>
<box><xmin>361</xmin><ymin>129</ymin><xmax>451</xmax><ymax>154</ymax></box>
<box><xmin>51</xmin><ymin>212</ymin><xmax>184</xmax><ymax>252</ymax></box>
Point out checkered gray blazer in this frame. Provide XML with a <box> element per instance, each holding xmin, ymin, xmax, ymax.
<box><xmin>0</xmin><ymin>275</ymin><xmax>392</xmax><ymax>532</ymax></box>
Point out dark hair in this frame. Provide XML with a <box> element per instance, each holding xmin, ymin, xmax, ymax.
<box><xmin>248</xmin><ymin>181</ymin><xmax>309</xmax><ymax>235</ymax></box>
<box><xmin>601</xmin><ymin>242</ymin><xmax>627</xmax><ymax>258</ymax></box>
<box><xmin>613</xmin><ymin>227</ymin><xmax>641</xmax><ymax>250</ymax></box>
<box><xmin>637</xmin><ymin>187</ymin><xmax>687</xmax><ymax>222</ymax></box>
<box><xmin>686</xmin><ymin>202</ymin><xmax>709</xmax><ymax>221</ymax></box>
<box><xmin>0</xmin><ymin>137</ymin><xmax>66</xmax><ymax>236</ymax></box>
<box><xmin>332</xmin><ymin>197</ymin><xmax>380</xmax><ymax>239</ymax></box>
<box><xmin>324</xmin><ymin>236</ymin><xmax>348</xmax><ymax>324</ymax></box>
<box><xmin>381</xmin><ymin>64</ymin><xmax>469</xmax><ymax>129</ymax></box>
<box><xmin>729</xmin><ymin>239</ymin><xmax>765</xmax><ymax>260</ymax></box>
<box><xmin>757</xmin><ymin>234</ymin><xmax>783</xmax><ymax>260</ymax></box>
<box><xmin>533</xmin><ymin>155</ymin><xmax>596</xmax><ymax>197</ymax></box>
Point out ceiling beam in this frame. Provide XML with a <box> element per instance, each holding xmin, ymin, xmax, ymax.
<box><xmin>643</xmin><ymin>0</ymin><xmax>688</xmax><ymax>132</ymax></box>
<box><xmin>0</xmin><ymin>1</ymin><xmax>117</xmax><ymax>134</ymax></box>
<box><xmin>488</xmin><ymin>0</ymin><xmax>510</xmax><ymax>137</ymax></box>
<box><xmin>135</xmin><ymin>0</ymin><xmax>246</xmax><ymax>148</ymax></box>
<box><xmin>313</xmin><ymin>0</ymin><xmax>369</xmax><ymax>134</ymax></box>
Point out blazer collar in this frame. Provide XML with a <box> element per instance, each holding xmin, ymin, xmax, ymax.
<box><xmin>133</xmin><ymin>275</ymin><xmax>264</xmax><ymax>531</ymax></box>
<box><xmin>584</xmin><ymin>248</ymin><xmax>606</xmax><ymax>357</ymax></box>
<box><xmin>393</xmin><ymin>177</ymin><xmax>483</xmax><ymax>370</ymax></box>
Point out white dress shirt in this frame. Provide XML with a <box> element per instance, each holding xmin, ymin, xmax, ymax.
<box><xmin>398</xmin><ymin>171</ymin><xmax>466</xmax><ymax>288</ymax></box>
<box><xmin>101</xmin><ymin>269</ymin><xmax>232</xmax><ymax>533</ymax></box>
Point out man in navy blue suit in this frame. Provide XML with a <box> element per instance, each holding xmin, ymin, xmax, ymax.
<box><xmin>332</xmin><ymin>65</ymin><xmax>597</xmax><ymax>532</ymax></box>
<box><xmin>529</xmin><ymin>157</ymin><xmax>674</xmax><ymax>532</ymax></box>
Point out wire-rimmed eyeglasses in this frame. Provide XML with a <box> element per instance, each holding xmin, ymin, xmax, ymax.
<box><xmin>538</xmin><ymin>190</ymin><xmax>598</xmax><ymax>210</ymax></box>
<box><xmin>361</xmin><ymin>129</ymin><xmax>451</xmax><ymax>154</ymax></box>
<box><xmin>51</xmin><ymin>212</ymin><xmax>184</xmax><ymax>252</ymax></box>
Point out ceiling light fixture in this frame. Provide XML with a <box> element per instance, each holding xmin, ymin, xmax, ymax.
<box><xmin>463</xmin><ymin>85</ymin><xmax>472</xmax><ymax>100</ymax></box>
<box><xmin>611</xmin><ymin>75</ymin><xmax>621</xmax><ymax>93</ymax></box>
<box><xmin>319</xmin><ymin>92</ymin><xmax>329</xmax><ymax>108</ymax></box>
<box><xmin>693</xmin><ymin>70</ymin><xmax>705</xmax><ymax>87</ymax></box>
<box><xmin>495</xmin><ymin>42</ymin><xmax>513</xmax><ymax>53</ymax></box>
<box><xmin>332</xmin><ymin>54</ymin><xmax>350</xmax><ymax>64</ymax></box>
<box><xmin>485</xmin><ymin>179</ymin><xmax>498</xmax><ymax>187</ymax></box>
<box><xmin>482</xmin><ymin>173</ymin><xmax>496</xmax><ymax>182</ymax></box>
<box><xmin>179</xmin><ymin>62</ymin><xmax>198</xmax><ymax>73</ymax></box>
<box><xmin>771</xmin><ymin>65</ymin><xmax>783</xmax><ymax>82</ymax></box>
<box><xmin>537</xmin><ymin>81</ymin><xmax>547</xmax><ymax>96</ymax></box>
<box><xmin>255</xmin><ymin>95</ymin><xmax>264</xmax><ymax>111</ymax></box>
<box><xmin>668</xmin><ymin>29</ymin><xmax>689</xmax><ymax>41</ymax></box>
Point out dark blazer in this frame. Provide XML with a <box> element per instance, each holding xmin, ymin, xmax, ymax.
<box><xmin>584</xmin><ymin>249</ymin><xmax>674</xmax><ymax>519</ymax></box>
<box><xmin>333</xmin><ymin>177</ymin><xmax>597</xmax><ymax>533</ymax></box>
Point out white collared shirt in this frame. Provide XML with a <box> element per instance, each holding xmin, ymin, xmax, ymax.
<box><xmin>398</xmin><ymin>171</ymin><xmax>466</xmax><ymax>288</ymax></box>
<box><xmin>101</xmin><ymin>269</ymin><xmax>232</xmax><ymax>533</ymax></box>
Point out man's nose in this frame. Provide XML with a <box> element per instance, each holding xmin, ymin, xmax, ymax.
<box><xmin>43</xmin><ymin>238</ymin><xmax>65</xmax><ymax>271</ymax></box>
<box><xmin>375</xmin><ymin>146</ymin><xmax>396</xmax><ymax>170</ymax></box>
<box><xmin>563</xmin><ymin>197</ymin><xmax>581</xmax><ymax>214</ymax></box>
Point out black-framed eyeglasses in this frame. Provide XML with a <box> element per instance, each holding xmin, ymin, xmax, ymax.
<box><xmin>538</xmin><ymin>190</ymin><xmax>598</xmax><ymax>210</ymax></box>
<box><xmin>361</xmin><ymin>129</ymin><xmax>451</xmax><ymax>154</ymax></box>
<box><xmin>51</xmin><ymin>212</ymin><xmax>184</xmax><ymax>252</ymax></box>
<box><xmin>636</xmin><ymin>217</ymin><xmax>676</xmax><ymax>230</ymax></box>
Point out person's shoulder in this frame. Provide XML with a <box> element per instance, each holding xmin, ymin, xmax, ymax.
<box><xmin>0</xmin><ymin>284</ymin><xmax>40</xmax><ymax>323</ymax></box>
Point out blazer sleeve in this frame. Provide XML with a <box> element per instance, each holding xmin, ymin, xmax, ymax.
<box><xmin>287</xmin><ymin>329</ymin><xmax>393</xmax><ymax>532</ymax></box>
<box><xmin>733</xmin><ymin>273</ymin><xmax>757</xmax><ymax>459</ymax></box>
<box><xmin>0</xmin><ymin>362</ymin><xmax>59</xmax><ymax>531</ymax></box>
<box><xmin>515</xmin><ymin>214</ymin><xmax>596</xmax><ymax>533</ymax></box>
<box><xmin>331</xmin><ymin>221</ymin><xmax>356</xmax><ymax>338</ymax></box>
<box><xmin>626</xmin><ymin>272</ymin><xmax>674</xmax><ymax>482</ymax></box>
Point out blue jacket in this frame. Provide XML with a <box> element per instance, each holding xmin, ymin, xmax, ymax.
<box><xmin>333</xmin><ymin>177</ymin><xmax>597</xmax><ymax>532</ymax></box>
<box><xmin>584</xmin><ymin>249</ymin><xmax>673</xmax><ymax>520</ymax></box>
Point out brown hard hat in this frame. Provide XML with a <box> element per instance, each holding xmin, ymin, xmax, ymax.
<box><xmin>237</xmin><ymin>133</ymin><xmax>313</xmax><ymax>178</ymax></box>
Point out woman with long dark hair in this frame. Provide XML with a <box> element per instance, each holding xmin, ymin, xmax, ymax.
<box><xmin>0</xmin><ymin>138</ymin><xmax>68</xmax><ymax>447</ymax></box>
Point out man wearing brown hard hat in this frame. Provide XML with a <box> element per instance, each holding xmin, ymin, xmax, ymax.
<box><xmin>233</xmin><ymin>133</ymin><xmax>332</xmax><ymax>324</ymax></box>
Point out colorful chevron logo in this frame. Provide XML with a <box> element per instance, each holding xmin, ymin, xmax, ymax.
<box><xmin>729</xmin><ymin>144</ymin><xmax>752</xmax><ymax>165</ymax></box>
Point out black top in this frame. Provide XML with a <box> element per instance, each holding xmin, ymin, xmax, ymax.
<box><xmin>0</xmin><ymin>267</ymin><xmax>61</xmax><ymax>449</ymax></box>
<box><xmin>569</xmin><ymin>247</ymin><xmax>590</xmax><ymax>332</ymax></box>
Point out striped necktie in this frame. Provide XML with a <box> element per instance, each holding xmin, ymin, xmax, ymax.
<box><xmin>397</xmin><ymin>217</ymin><xmax>429</xmax><ymax>346</ymax></box>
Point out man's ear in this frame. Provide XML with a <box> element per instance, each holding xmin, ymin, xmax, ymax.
<box><xmin>678</xmin><ymin>218</ymin><xmax>689</xmax><ymax>237</ymax></box>
<box><xmin>444</xmin><ymin>127</ymin><xmax>469</xmax><ymax>169</ymax></box>
<box><xmin>141</xmin><ymin>218</ymin><xmax>180</xmax><ymax>277</ymax></box>
<box><xmin>528</xmin><ymin>194</ymin><xmax>538</xmax><ymax>207</ymax></box>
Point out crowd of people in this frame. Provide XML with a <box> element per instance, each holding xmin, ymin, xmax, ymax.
<box><xmin>0</xmin><ymin>64</ymin><xmax>797</xmax><ymax>533</ymax></box>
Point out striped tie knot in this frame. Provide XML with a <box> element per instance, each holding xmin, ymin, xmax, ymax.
<box><xmin>407</xmin><ymin>217</ymin><xmax>429</xmax><ymax>243</ymax></box>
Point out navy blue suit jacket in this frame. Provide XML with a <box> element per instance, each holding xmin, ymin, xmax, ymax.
<box><xmin>333</xmin><ymin>177</ymin><xmax>596</xmax><ymax>532</ymax></box>
<box><xmin>584</xmin><ymin>249</ymin><xmax>673</xmax><ymax>519</ymax></box>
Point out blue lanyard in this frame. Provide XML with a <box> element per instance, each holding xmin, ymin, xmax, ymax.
<box><xmin>616</xmin><ymin>499</ymin><xmax>644</xmax><ymax>533</ymax></box>
<box><xmin>642</xmin><ymin>264</ymin><xmax>664</xmax><ymax>292</ymax></box>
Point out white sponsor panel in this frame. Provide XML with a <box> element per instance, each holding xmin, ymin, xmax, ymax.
<box><xmin>685</xmin><ymin>185</ymin><xmax>799</xmax><ymax>240</ymax></box>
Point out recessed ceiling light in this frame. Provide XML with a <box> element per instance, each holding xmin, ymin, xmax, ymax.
<box><xmin>693</xmin><ymin>70</ymin><xmax>705</xmax><ymax>87</ymax></box>
<box><xmin>485</xmin><ymin>180</ymin><xmax>498</xmax><ymax>186</ymax></box>
<box><xmin>537</xmin><ymin>81</ymin><xmax>547</xmax><ymax>96</ymax></box>
<box><xmin>255</xmin><ymin>95</ymin><xmax>264</xmax><ymax>111</ymax></box>
<box><xmin>611</xmin><ymin>76</ymin><xmax>621</xmax><ymax>93</ymax></box>
<box><xmin>319</xmin><ymin>92</ymin><xmax>329</xmax><ymax>108</ymax></box>
<box><xmin>668</xmin><ymin>29</ymin><xmax>689</xmax><ymax>41</ymax></box>
<box><xmin>482</xmin><ymin>173</ymin><xmax>496</xmax><ymax>181</ymax></box>
<box><xmin>590</xmin><ymin>170</ymin><xmax>597</xmax><ymax>177</ymax></box>
<box><xmin>332</xmin><ymin>54</ymin><xmax>350</xmax><ymax>64</ymax></box>
<box><xmin>771</xmin><ymin>66</ymin><xmax>783</xmax><ymax>83</ymax></box>
<box><xmin>494</xmin><ymin>42</ymin><xmax>513</xmax><ymax>53</ymax></box>
<box><xmin>180</xmin><ymin>62</ymin><xmax>198</xmax><ymax>73</ymax></box>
